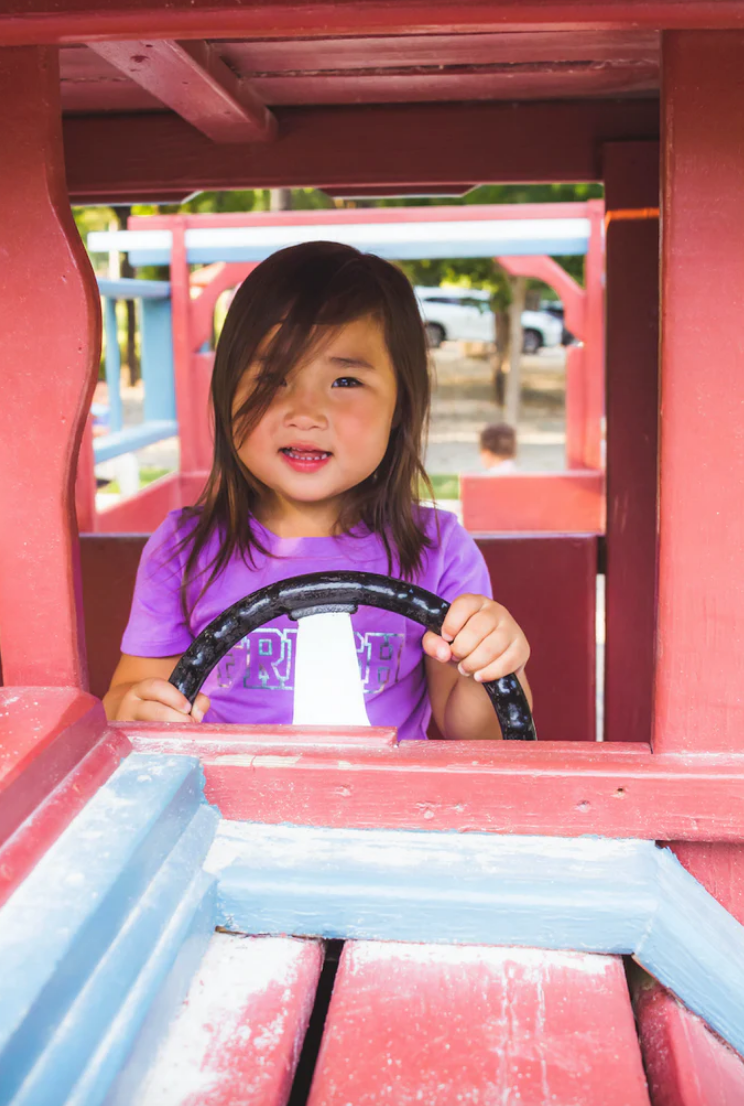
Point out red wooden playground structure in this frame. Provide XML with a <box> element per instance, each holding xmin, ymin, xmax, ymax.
<box><xmin>2</xmin><ymin>10</ymin><xmax>744</xmax><ymax>1105</ymax></box>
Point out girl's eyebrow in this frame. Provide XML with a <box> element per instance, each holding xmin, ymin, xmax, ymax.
<box><xmin>330</xmin><ymin>355</ymin><xmax>376</xmax><ymax>370</ymax></box>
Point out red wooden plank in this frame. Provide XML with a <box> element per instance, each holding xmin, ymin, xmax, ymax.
<box><xmin>136</xmin><ymin>934</ymin><xmax>323</xmax><ymax>1106</ymax></box>
<box><xmin>0</xmin><ymin>47</ymin><xmax>100</xmax><ymax>687</ymax></box>
<box><xmin>460</xmin><ymin>471</ymin><xmax>605</xmax><ymax>533</ymax></box>
<box><xmin>309</xmin><ymin>943</ymin><xmax>650</xmax><ymax>1105</ymax></box>
<box><xmin>475</xmin><ymin>535</ymin><xmax>597</xmax><ymax>742</ymax></box>
<box><xmin>603</xmin><ymin>141</ymin><xmax>659</xmax><ymax>746</ymax></box>
<box><xmin>118</xmin><ymin>728</ymin><xmax>744</xmax><ymax>841</ymax></box>
<box><xmin>0</xmin><ymin>688</ymin><xmax>109</xmax><ymax>846</ymax></box>
<box><xmin>635</xmin><ymin>979</ymin><xmax>744</xmax><ymax>1106</ymax></box>
<box><xmin>218</xmin><ymin>29</ymin><xmax>660</xmax><ymax>72</ymax></box>
<box><xmin>655</xmin><ymin>32</ymin><xmax>744</xmax><ymax>756</ymax></box>
<box><xmin>63</xmin><ymin>100</ymin><xmax>660</xmax><ymax>201</ymax></box>
<box><xmin>1</xmin><ymin>1</ymin><xmax>743</xmax><ymax>47</ymax></box>
<box><xmin>88</xmin><ymin>40</ymin><xmax>276</xmax><ymax>143</ymax></box>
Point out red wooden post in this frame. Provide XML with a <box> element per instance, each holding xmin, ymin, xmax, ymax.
<box><xmin>0</xmin><ymin>47</ymin><xmax>101</xmax><ymax>687</ymax></box>
<box><xmin>603</xmin><ymin>141</ymin><xmax>660</xmax><ymax>745</ymax></box>
<box><xmin>656</xmin><ymin>31</ymin><xmax>744</xmax><ymax>930</ymax></box>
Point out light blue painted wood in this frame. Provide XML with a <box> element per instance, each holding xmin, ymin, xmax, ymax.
<box><xmin>209</xmin><ymin>824</ymin><xmax>658</xmax><ymax>952</ymax></box>
<box><xmin>92</xmin><ymin>421</ymin><xmax>178</xmax><ymax>463</ymax></box>
<box><xmin>88</xmin><ymin>222</ymin><xmax>591</xmax><ymax>267</ymax></box>
<box><xmin>0</xmin><ymin>755</ymin><xmax>211</xmax><ymax>1104</ymax></box>
<box><xmin>12</xmin><ymin>807</ymin><xmax>217</xmax><ymax>1106</ymax></box>
<box><xmin>103</xmin><ymin>298</ymin><xmax>123</xmax><ymax>434</ymax></box>
<box><xmin>637</xmin><ymin>847</ymin><xmax>744</xmax><ymax>1060</ymax></box>
<box><xmin>206</xmin><ymin>822</ymin><xmax>744</xmax><ymax>1059</ymax></box>
<box><xmin>98</xmin><ymin>279</ymin><xmax>171</xmax><ymax>300</ymax></box>
<box><xmin>140</xmin><ymin>299</ymin><xmax>176</xmax><ymax>424</ymax></box>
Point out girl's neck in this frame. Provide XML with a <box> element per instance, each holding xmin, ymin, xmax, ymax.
<box><xmin>254</xmin><ymin>495</ymin><xmax>346</xmax><ymax>539</ymax></box>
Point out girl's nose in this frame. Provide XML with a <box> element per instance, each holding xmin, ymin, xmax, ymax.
<box><xmin>283</xmin><ymin>383</ymin><xmax>328</xmax><ymax>429</ymax></box>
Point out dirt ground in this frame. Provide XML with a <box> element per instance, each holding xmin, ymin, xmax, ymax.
<box><xmin>426</xmin><ymin>344</ymin><xmax>566</xmax><ymax>476</ymax></box>
<box><xmin>98</xmin><ymin>344</ymin><xmax>567</xmax><ymax>481</ymax></box>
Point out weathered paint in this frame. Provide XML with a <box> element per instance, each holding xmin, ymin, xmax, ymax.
<box><xmin>310</xmin><ymin>943</ymin><xmax>651</xmax><ymax>1105</ymax></box>
<box><xmin>132</xmin><ymin>935</ymin><xmax>323</xmax><ymax>1106</ymax></box>
<box><xmin>0</xmin><ymin>46</ymin><xmax>100</xmax><ymax>687</ymax></box>
<box><xmin>207</xmin><ymin>821</ymin><xmax>744</xmax><ymax>1057</ymax></box>
<box><xmin>0</xmin><ymin>753</ymin><xmax>217</xmax><ymax>1105</ymax></box>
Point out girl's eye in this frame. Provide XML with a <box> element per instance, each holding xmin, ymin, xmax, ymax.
<box><xmin>332</xmin><ymin>376</ymin><xmax>362</xmax><ymax>388</ymax></box>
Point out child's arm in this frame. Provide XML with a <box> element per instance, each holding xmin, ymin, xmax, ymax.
<box><xmin>423</xmin><ymin>594</ymin><xmax>531</xmax><ymax>740</ymax></box>
<box><xmin>104</xmin><ymin>653</ymin><xmax>210</xmax><ymax>724</ymax></box>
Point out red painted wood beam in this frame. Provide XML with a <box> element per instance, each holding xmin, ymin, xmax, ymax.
<box><xmin>88</xmin><ymin>39</ymin><xmax>275</xmax><ymax>143</ymax></box>
<box><xmin>603</xmin><ymin>141</ymin><xmax>659</xmax><ymax>747</ymax></box>
<box><xmin>2</xmin><ymin>1</ymin><xmax>744</xmax><ymax>46</ymax></box>
<box><xmin>63</xmin><ymin>99</ymin><xmax>659</xmax><ymax>202</ymax></box>
<box><xmin>122</xmin><ymin>726</ymin><xmax>744</xmax><ymax>841</ymax></box>
<box><xmin>0</xmin><ymin>47</ymin><xmax>101</xmax><ymax>687</ymax></box>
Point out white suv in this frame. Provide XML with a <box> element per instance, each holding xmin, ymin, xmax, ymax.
<box><xmin>414</xmin><ymin>286</ymin><xmax>563</xmax><ymax>353</ymax></box>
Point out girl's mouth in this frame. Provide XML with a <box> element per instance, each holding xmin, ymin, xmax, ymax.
<box><xmin>280</xmin><ymin>446</ymin><xmax>332</xmax><ymax>473</ymax></box>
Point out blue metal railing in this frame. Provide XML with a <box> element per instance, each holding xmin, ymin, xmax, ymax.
<box><xmin>95</xmin><ymin>278</ymin><xmax>178</xmax><ymax>464</ymax></box>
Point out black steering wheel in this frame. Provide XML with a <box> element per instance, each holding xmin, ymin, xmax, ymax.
<box><xmin>169</xmin><ymin>571</ymin><xmax>536</xmax><ymax>741</ymax></box>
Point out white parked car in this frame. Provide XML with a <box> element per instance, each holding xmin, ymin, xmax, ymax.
<box><xmin>414</xmin><ymin>286</ymin><xmax>564</xmax><ymax>353</ymax></box>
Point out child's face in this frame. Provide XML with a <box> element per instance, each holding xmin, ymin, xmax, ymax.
<box><xmin>234</xmin><ymin>314</ymin><xmax>398</xmax><ymax>521</ymax></box>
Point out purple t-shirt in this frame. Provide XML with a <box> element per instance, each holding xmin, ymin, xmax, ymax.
<box><xmin>121</xmin><ymin>506</ymin><xmax>491</xmax><ymax>740</ymax></box>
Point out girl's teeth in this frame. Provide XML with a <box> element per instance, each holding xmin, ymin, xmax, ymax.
<box><xmin>284</xmin><ymin>449</ymin><xmax>328</xmax><ymax>461</ymax></box>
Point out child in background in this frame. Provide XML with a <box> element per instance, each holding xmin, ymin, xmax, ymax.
<box><xmin>479</xmin><ymin>423</ymin><xmax>519</xmax><ymax>473</ymax></box>
<box><xmin>104</xmin><ymin>242</ymin><xmax>531</xmax><ymax>740</ymax></box>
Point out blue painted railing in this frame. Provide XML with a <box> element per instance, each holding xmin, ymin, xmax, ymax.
<box><xmin>95</xmin><ymin>278</ymin><xmax>178</xmax><ymax>464</ymax></box>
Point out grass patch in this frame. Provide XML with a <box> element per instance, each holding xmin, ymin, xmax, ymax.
<box><xmin>98</xmin><ymin>466</ymin><xmax>172</xmax><ymax>495</ymax></box>
<box><xmin>423</xmin><ymin>473</ymin><xmax>460</xmax><ymax>500</ymax></box>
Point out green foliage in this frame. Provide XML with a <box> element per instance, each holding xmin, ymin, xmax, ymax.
<box><xmin>74</xmin><ymin>181</ymin><xmax>602</xmax><ymax>303</ymax></box>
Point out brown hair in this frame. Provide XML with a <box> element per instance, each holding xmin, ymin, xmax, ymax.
<box><xmin>479</xmin><ymin>422</ymin><xmax>517</xmax><ymax>458</ymax></box>
<box><xmin>179</xmin><ymin>240</ymin><xmax>434</xmax><ymax>606</ymax></box>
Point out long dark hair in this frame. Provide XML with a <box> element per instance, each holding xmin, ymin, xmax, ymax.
<box><xmin>180</xmin><ymin>240</ymin><xmax>434</xmax><ymax>606</ymax></box>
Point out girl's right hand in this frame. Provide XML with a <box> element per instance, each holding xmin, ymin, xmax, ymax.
<box><xmin>114</xmin><ymin>678</ymin><xmax>210</xmax><ymax>723</ymax></box>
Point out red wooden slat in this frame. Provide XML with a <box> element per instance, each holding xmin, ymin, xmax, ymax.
<box><xmin>309</xmin><ymin>943</ymin><xmax>650</xmax><ymax>1105</ymax></box>
<box><xmin>476</xmin><ymin>535</ymin><xmax>597</xmax><ymax>742</ymax></box>
<box><xmin>218</xmin><ymin>30</ymin><xmax>660</xmax><ymax>73</ymax></box>
<box><xmin>63</xmin><ymin>100</ymin><xmax>661</xmax><ymax>202</ymax></box>
<box><xmin>635</xmin><ymin>979</ymin><xmax>744</xmax><ymax>1106</ymax></box>
<box><xmin>136</xmin><ymin>934</ymin><xmax>323</xmax><ymax>1106</ymax></box>
<box><xmin>0</xmin><ymin>1</ymin><xmax>742</xmax><ymax>47</ymax></box>
<box><xmin>461</xmin><ymin>473</ymin><xmax>605</xmax><ymax>533</ymax></box>
<box><xmin>603</xmin><ymin>141</ymin><xmax>659</xmax><ymax>746</ymax></box>
<box><xmin>88</xmin><ymin>40</ymin><xmax>276</xmax><ymax>142</ymax></box>
<box><xmin>121</xmin><ymin>733</ymin><xmax>744</xmax><ymax>841</ymax></box>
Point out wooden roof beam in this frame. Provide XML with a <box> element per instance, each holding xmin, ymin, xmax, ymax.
<box><xmin>88</xmin><ymin>39</ymin><xmax>276</xmax><ymax>143</ymax></box>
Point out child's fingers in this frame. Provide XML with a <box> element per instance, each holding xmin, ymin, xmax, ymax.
<box><xmin>135</xmin><ymin>678</ymin><xmax>193</xmax><ymax>715</ymax></box>
<box><xmin>454</xmin><ymin>627</ymin><xmax>515</xmax><ymax>677</ymax></box>
<box><xmin>440</xmin><ymin>594</ymin><xmax>489</xmax><ymax>643</ymax></box>
<box><xmin>122</xmin><ymin>695</ymin><xmax>199</xmax><ymax>724</ymax></box>
<box><xmin>449</xmin><ymin>608</ymin><xmax>507</xmax><ymax>666</ymax></box>
<box><xmin>192</xmin><ymin>693</ymin><xmax>211</xmax><ymax>723</ymax></box>
<box><xmin>422</xmin><ymin>630</ymin><xmax>452</xmax><ymax>664</ymax></box>
<box><xmin>472</xmin><ymin>640</ymin><xmax>530</xmax><ymax>685</ymax></box>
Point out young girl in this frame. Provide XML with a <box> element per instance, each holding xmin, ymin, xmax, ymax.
<box><xmin>105</xmin><ymin>241</ymin><xmax>531</xmax><ymax>740</ymax></box>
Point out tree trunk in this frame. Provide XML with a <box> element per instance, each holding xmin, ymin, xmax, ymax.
<box><xmin>270</xmin><ymin>188</ymin><xmax>292</xmax><ymax>212</ymax></box>
<box><xmin>505</xmin><ymin>276</ymin><xmax>527</xmax><ymax>427</ymax></box>
<box><xmin>114</xmin><ymin>205</ymin><xmax>140</xmax><ymax>385</ymax></box>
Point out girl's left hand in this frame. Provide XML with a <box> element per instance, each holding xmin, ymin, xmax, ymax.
<box><xmin>422</xmin><ymin>593</ymin><xmax>530</xmax><ymax>684</ymax></box>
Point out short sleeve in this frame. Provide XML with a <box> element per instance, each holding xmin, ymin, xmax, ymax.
<box><xmin>433</xmin><ymin>511</ymin><xmax>493</xmax><ymax>604</ymax></box>
<box><xmin>120</xmin><ymin>512</ymin><xmax>195</xmax><ymax>657</ymax></box>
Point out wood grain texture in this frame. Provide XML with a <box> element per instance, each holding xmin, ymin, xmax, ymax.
<box><xmin>134</xmin><ymin>934</ymin><xmax>323</xmax><ymax>1106</ymax></box>
<box><xmin>1</xmin><ymin>1</ymin><xmax>743</xmax><ymax>46</ymax></box>
<box><xmin>63</xmin><ymin>100</ymin><xmax>660</xmax><ymax>202</ymax></box>
<box><xmin>636</xmin><ymin>978</ymin><xmax>744</xmax><ymax>1106</ymax></box>
<box><xmin>120</xmin><ymin>732</ymin><xmax>744</xmax><ymax>840</ymax></box>
<box><xmin>309</xmin><ymin>942</ymin><xmax>650</xmax><ymax>1106</ymax></box>
<box><xmin>0</xmin><ymin>47</ymin><xmax>100</xmax><ymax>686</ymax></box>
